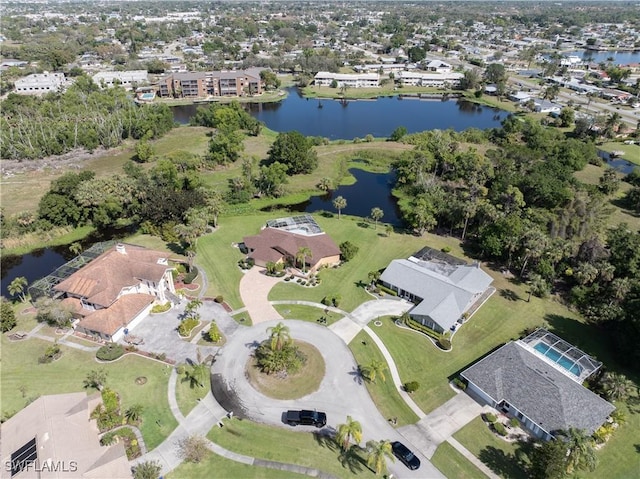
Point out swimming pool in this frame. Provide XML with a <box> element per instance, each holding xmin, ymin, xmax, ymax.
<box><xmin>533</xmin><ymin>342</ymin><xmax>582</xmax><ymax>376</ymax></box>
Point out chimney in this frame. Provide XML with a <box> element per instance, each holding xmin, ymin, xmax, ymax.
<box><xmin>116</xmin><ymin>243</ymin><xmax>126</xmax><ymax>254</ymax></box>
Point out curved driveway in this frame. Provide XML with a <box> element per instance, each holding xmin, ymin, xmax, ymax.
<box><xmin>212</xmin><ymin>319</ymin><xmax>444</xmax><ymax>479</ymax></box>
<box><xmin>239</xmin><ymin>267</ymin><xmax>283</xmax><ymax>324</ymax></box>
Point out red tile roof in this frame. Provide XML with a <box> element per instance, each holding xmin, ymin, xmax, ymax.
<box><xmin>54</xmin><ymin>244</ymin><xmax>171</xmax><ymax>308</ymax></box>
<box><xmin>78</xmin><ymin>293</ymin><xmax>155</xmax><ymax>337</ymax></box>
<box><xmin>243</xmin><ymin>228</ymin><xmax>340</xmax><ymax>267</ymax></box>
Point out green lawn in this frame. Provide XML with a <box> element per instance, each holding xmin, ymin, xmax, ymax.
<box><xmin>453</xmin><ymin>417</ymin><xmax>529</xmax><ymax>479</ymax></box>
<box><xmin>166</xmin><ymin>450</ymin><xmax>306</xmax><ymax>479</ymax></box>
<box><xmin>1</xmin><ymin>336</ymin><xmax>177</xmax><ymax>449</ymax></box>
<box><xmin>208</xmin><ymin>418</ymin><xmax>377</xmax><ymax>478</ymax></box>
<box><xmin>349</xmin><ymin>330</ymin><xmax>419</xmax><ymax>427</ymax></box>
<box><xmin>273</xmin><ymin>303</ymin><xmax>343</xmax><ymax>325</ymax></box>
<box><xmin>175</xmin><ymin>371</ymin><xmax>211</xmax><ymax>417</ymax></box>
<box><xmin>431</xmin><ymin>441</ymin><xmax>487</xmax><ymax>479</ymax></box>
<box><xmin>270</xmin><ymin>216</ymin><xmax>465</xmax><ymax>312</ymax></box>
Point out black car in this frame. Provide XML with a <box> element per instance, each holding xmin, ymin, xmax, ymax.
<box><xmin>391</xmin><ymin>441</ymin><xmax>421</xmax><ymax>470</ymax></box>
<box><xmin>285</xmin><ymin>410</ymin><xmax>327</xmax><ymax>427</ymax></box>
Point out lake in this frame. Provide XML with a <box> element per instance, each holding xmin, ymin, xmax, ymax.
<box><xmin>565</xmin><ymin>50</ymin><xmax>640</xmax><ymax>65</ymax></box>
<box><xmin>1</xmin><ymin>247</ymin><xmax>69</xmax><ymax>299</ymax></box>
<box><xmin>173</xmin><ymin>88</ymin><xmax>508</xmax><ymax>139</ymax></box>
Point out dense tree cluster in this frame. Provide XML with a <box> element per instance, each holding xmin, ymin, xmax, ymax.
<box><xmin>0</xmin><ymin>77</ymin><xmax>173</xmax><ymax>160</ymax></box>
<box><xmin>393</xmin><ymin>117</ymin><xmax>639</xmax><ymax>371</ymax></box>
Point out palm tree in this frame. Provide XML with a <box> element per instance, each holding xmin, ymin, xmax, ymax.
<box><xmin>336</xmin><ymin>416</ymin><xmax>363</xmax><ymax>451</ymax></box>
<box><xmin>8</xmin><ymin>276</ymin><xmax>28</xmax><ymax>302</ymax></box>
<box><xmin>601</xmin><ymin>372</ymin><xmax>635</xmax><ymax>401</ymax></box>
<box><xmin>317</xmin><ymin>177</ymin><xmax>333</xmax><ymax>192</ymax></box>
<box><xmin>125</xmin><ymin>403</ymin><xmax>144</xmax><ymax>423</ymax></box>
<box><xmin>295</xmin><ymin>246</ymin><xmax>312</xmax><ymax>273</ymax></box>
<box><xmin>365</xmin><ymin>439</ymin><xmax>395</xmax><ymax>475</ymax></box>
<box><xmin>333</xmin><ymin>195</ymin><xmax>347</xmax><ymax>219</ymax></box>
<box><xmin>69</xmin><ymin>242</ymin><xmax>83</xmax><ymax>256</ymax></box>
<box><xmin>185</xmin><ymin>362</ymin><xmax>209</xmax><ymax>388</ymax></box>
<box><xmin>385</xmin><ymin>224</ymin><xmax>393</xmax><ymax>237</ymax></box>
<box><xmin>185</xmin><ymin>298</ymin><xmax>203</xmax><ymax>319</ymax></box>
<box><xmin>560</xmin><ymin>428</ymin><xmax>598</xmax><ymax>474</ymax></box>
<box><xmin>267</xmin><ymin>322</ymin><xmax>291</xmax><ymax>351</ymax></box>
<box><xmin>370</xmin><ymin>207</ymin><xmax>384</xmax><ymax>229</ymax></box>
<box><xmin>362</xmin><ymin>359</ymin><xmax>387</xmax><ymax>383</ymax></box>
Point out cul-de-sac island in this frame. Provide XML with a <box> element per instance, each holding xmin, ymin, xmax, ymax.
<box><xmin>1</xmin><ymin>2</ymin><xmax>639</xmax><ymax>479</ymax></box>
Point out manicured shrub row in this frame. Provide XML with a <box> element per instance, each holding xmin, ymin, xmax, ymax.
<box><xmin>96</xmin><ymin>343</ymin><xmax>124</xmax><ymax>361</ymax></box>
<box><xmin>438</xmin><ymin>338</ymin><xmax>452</xmax><ymax>350</ymax></box>
<box><xmin>493</xmin><ymin>422</ymin><xmax>508</xmax><ymax>436</ymax></box>
<box><xmin>377</xmin><ymin>284</ymin><xmax>398</xmax><ymax>296</ymax></box>
<box><xmin>402</xmin><ymin>317</ymin><xmax>441</xmax><ymax>340</ymax></box>
<box><xmin>484</xmin><ymin>413</ymin><xmax>497</xmax><ymax>423</ymax></box>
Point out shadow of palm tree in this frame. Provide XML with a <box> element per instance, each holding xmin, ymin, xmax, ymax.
<box><xmin>500</xmin><ymin>289</ymin><xmax>521</xmax><ymax>301</ymax></box>
<box><xmin>348</xmin><ymin>366</ymin><xmax>364</xmax><ymax>385</ymax></box>
<box><xmin>313</xmin><ymin>431</ymin><xmax>338</xmax><ymax>452</ymax></box>
<box><xmin>338</xmin><ymin>446</ymin><xmax>366</xmax><ymax>473</ymax></box>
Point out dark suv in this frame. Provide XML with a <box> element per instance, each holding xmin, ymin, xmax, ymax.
<box><xmin>285</xmin><ymin>410</ymin><xmax>327</xmax><ymax>427</ymax></box>
<box><xmin>391</xmin><ymin>441</ymin><xmax>421</xmax><ymax>470</ymax></box>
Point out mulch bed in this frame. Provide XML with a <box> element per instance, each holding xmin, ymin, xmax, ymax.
<box><xmin>174</xmin><ymin>282</ymin><xmax>199</xmax><ymax>291</ymax></box>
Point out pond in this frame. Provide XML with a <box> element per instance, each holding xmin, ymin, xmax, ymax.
<box><xmin>598</xmin><ymin>149</ymin><xmax>637</xmax><ymax>174</ymax></box>
<box><xmin>263</xmin><ymin>168</ymin><xmax>404</xmax><ymax>226</ymax></box>
<box><xmin>173</xmin><ymin>88</ymin><xmax>509</xmax><ymax>139</ymax></box>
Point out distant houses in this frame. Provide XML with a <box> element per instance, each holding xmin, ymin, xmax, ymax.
<box><xmin>379</xmin><ymin>248</ymin><xmax>494</xmax><ymax>333</ymax></box>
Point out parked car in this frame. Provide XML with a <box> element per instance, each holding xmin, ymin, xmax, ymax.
<box><xmin>285</xmin><ymin>410</ymin><xmax>326</xmax><ymax>427</ymax></box>
<box><xmin>391</xmin><ymin>441</ymin><xmax>421</xmax><ymax>470</ymax></box>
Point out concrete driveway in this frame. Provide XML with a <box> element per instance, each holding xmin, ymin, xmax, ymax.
<box><xmin>125</xmin><ymin>301</ymin><xmax>236</xmax><ymax>364</ymax></box>
<box><xmin>239</xmin><ymin>267</ymin><xmax>283</xmax><ymax>324</ymax></box>
<box><xmin>211</xmin><ymin>319</ymin><xmax>445</xmax><ymax>479</ymax></box>
<box><xmin>329</xmin><ymin>299</ymin><xmax>412</xmax><ymax>343</ymax></box>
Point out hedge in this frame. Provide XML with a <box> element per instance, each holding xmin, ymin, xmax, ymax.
<box><xmin>183</xmin><ymin>266</ymin><xmax>199</xmax><ymax>284</ymax></box>
<box><xmin>377</xmin><ymin>284</ymin><xmax>398</xmax><ymax>296</ymax></box>
<box><xmin>403</xmin><ymin>317</ymin><xmax>441</xmax><ymax>341</ymax></box>
<box><xmin>96</xmin><ymin>343</ymin><xmax>124</xmax><ymax>361</ymax></box>
<box><xmin>493</xmin><ymin>422</ymin><xmax>508</xmax><ymax>436</ymax></box>
<box><xmin>484</xmin><ymin>413</ymin><xmax>497</xmax><ymax>423</ymax></box>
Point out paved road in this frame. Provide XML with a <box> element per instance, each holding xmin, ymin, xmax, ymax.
<box><xmin>212</xmin><ymin>319</ymin><xmax>445</xmax><ymax>479</ymax></box>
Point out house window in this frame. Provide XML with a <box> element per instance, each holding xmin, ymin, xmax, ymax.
<box><xmin>10</xmin><ymin>437</ymin><xmax>37</xmax><ymax>477</ymax></box>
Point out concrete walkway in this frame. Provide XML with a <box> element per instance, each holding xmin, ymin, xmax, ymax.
<box><xmin>329</xmin><ymin>298</ymin><xmax>411</xmax><ymax>343</ymax></box>
<box><xmin>239</xmin><ymin>267</ymin><xmax>283</xmax><ymax>324</ymax></box>
<box><xmin>446</xmin><ymin>437</ymin><xmax>500</xmax><ymax>479</ymax></box>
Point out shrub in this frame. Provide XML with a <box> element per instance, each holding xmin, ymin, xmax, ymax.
<box><xmin>403</xmin><ymin>317</ymin><xmax>441</xmax><ymax>340</ymax></box>
<box><xmin>493</xmin><ymin>422</ymin><xmax>508</xmax><ymax>436</ymax></box>
<box><xmin>1</xmin><ymin>300</ymin><xmax>17</xmax><ymax>332</ymax></box>
<box><xmin>151</xmin><ymin>302</ymin><xmax>171</xmax><ymax>313</ymax></box>
<box><xmin>509</xmin><ymin>417</ymin><xmax>520</xmax><ymax>428</ymax></box>
<box><xmin>38</xmin><ymin>343</ymin><xmax>62</xmax><ymax>364</ymax></box>
<box><xmin>100</xmin><ymin>431</ymin><xmax>118</xmax><ymax>446</ymax></box>
<box><xmin>96</xmin><ymin>343</ymin><xmax>124</xmax><ymax>361</ymax></box>
<box><xmin>178</xmin><ymin>317</ymin><xmax>199</xmax><ymax>337</ymax></box>
<box><xmin>441</xmin><ymin>246</ymin><xmax>451</xmax><ymax>253</ymax></box>
<box><xmin>206</xmin><ymin>323</ymin><xmax>222</xmax><ymax>343</ymax></box>
<box><xmin>339</xmin><ymin>241</ymin><xmax>359</xmax><ymax>261</ymax></box>
<box><xmin>404</xmin><ymin>381</ymin><xmax>420</xmax><ymax>393</ymax></box>
<box><xmin>214</xmin><ymin>295</ymin><xmax>224</xmax><ymax>303</ymax></box>
<box><xmin>183</xmin><ymin>266</ymin><xmax>199</xmax><ymax>284</ymax></box>
<box><xmin>101</xmin><ymin>388</ymin><xmax>119</xmax><ymax>412</ymax></box>
<box><xmin>484</xmin><ymin>413</ymin><xmax>497</xmax><ymax>423</ymax></box>
<box><xmin>437</xmin><ymin>337</ymin><xmax>451</xmax><ymax>350</ymax></box>
<box><xmin>453</xmin><ymin>377</ymin><xmax>467</xmax><ymax>390</ymax></box>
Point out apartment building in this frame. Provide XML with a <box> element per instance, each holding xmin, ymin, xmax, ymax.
<box><xmin>156</xmin><ymin>69</ymin><xmax>262</xmax><ymax>98</ymax></box>
<box><xmin>396</xmin><ymin>70</ymin><xmax>463</xmax><ymax>88</ymax></box>
<box><xmin>92</xmin><ymin>70</ymin><xmax>148</xmax><ymax>90</ymax></box>
<box><xmin>314</xmin><ymin>72</ymin><xmax>380</xmax><ymax>88</ymax></box>
<box><xmin>14</xmin><ymin>72</ymin><xmax>66</xmax><ymax>95</ymax></box>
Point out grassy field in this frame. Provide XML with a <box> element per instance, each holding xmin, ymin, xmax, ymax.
<box><xmin>430</xmin><ymin>441</ymin><xmax>487</xmax><ymax>479</ymax></box>
<box><xmin>1</xmin><ymin>225</ymin><xmax>96</xmax><ymax>256</ymax></box>
<box><xmin>453</xmin><ymin>417</ymin><xmax>528</xmax><ymax>479</ymax></box>
<box><xmin>1</xmin><ymin>336</ymin><xmax>177</xmax><ymax>449</ymax></box>
<box><xmin>301</xmin><ymin>84</ymin><xmax>458</xmax><ymax>100</ymax></box>
<box><xmin>208</xmin><ymin>417</ymin><xmax>377</xmax><ymax>479</ymax></box>
<box><xmin>166</xmin><ymin>450</ymin><xmax>307</xmax><ymax>479</ymax></box>
<box><xmin>348</xmin><ymin>330</ymin><xmax>420</xmax><ymax>427</ymax></box>
<box><xmin>175</xmin><ymin>370</ymin><xmax>211</xmax><ymax>417</ymax></box>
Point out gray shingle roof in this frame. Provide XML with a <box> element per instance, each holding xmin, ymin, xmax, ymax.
<box><xmin>379</xmin><ymin>257</ymin><xmax>493</xmax><ymax>330</ymax></box>
<box><xmin>461</xmin><ymin>342</ymin><xmax>615</xmax><ymax>435</ymax></box>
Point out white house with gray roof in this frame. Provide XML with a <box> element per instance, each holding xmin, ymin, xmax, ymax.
<box><xmin>461</xmin><ymin>330</ymin><xmax>614</xmax><ymax>440</ymax></box>
<box><xmin>379</xmin><ymin>248</ymin><xmax>494</xmax><ymax>333</ymax></box>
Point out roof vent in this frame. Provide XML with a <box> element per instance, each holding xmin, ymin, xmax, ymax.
<box><xmin>116</xmin><ymin>243</ymin><xmax>126</xmax><ymax>254</ymax></box>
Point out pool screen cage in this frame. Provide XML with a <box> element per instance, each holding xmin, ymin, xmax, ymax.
<box><xmin>265</xmin><ymin>214</ymin><xmax>323</xmax><ymax>236</ymax></box>
<box><xmin>521</xmin><ymin>328</ymin><xmax>602</xmax><ymax>382</ymax></box>
<box><xmin>28</xmin><ymin>240</ymin><xmax>117</xmax><ymax>302</ymax></box>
